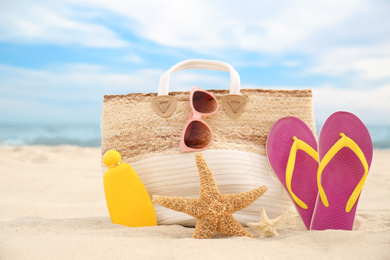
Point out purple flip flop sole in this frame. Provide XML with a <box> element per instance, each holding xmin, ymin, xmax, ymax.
<box><xmin>267</xmin><ymin>117</ymin><xmax>318</xmax><ymax>230</ymax></box>
<box><xmin>310</xmin><ymin>111</ymin><xmax>373</xmax><ymax>230</ymax></box>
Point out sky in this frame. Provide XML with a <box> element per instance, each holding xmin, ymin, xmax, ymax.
<box><xmin>1</xmin><ymin>0</ymin><xmax>390</xmax><ymax>126</ymax></box>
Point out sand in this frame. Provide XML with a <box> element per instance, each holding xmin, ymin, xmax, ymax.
<box><xmin>0</xmin><ymin>145</ymin><xmax>389</xmax><ymax>259</ymax></box>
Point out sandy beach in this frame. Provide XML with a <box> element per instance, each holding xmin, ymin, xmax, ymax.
<box><xmin>0</xmin><ymin>145</ymin><xmax>389</xmax><ymax>259</ymax></box>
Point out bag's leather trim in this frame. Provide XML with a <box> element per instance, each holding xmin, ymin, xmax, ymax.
<box><xmin>222</xmin><ymin>94</ymin><xmax>247</xmax><ymax>119</ymax></box>
<box><xmin>151</xmin><ymin>95</ymin><xmax>177</xmax><ymax>118</ymax></box>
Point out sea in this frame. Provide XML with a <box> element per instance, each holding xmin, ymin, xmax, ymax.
<box><xmin>0</xmin><ymin>123</ymin><xmax>389</xmax><ymax>149</ymax></box>
<box><xmin>0</xmin><ymin>123</ymin><xmax>101</xmax><ymax>147</ymax></box>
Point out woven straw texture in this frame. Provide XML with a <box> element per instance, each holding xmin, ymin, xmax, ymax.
<box><xmin>101</xmin><ymin>88</ymin><xmax>315</xmax><ymax>226</ymax></box>
<box><xmin>101</xmin><ymin>89</ymin><xmax>315</xmax><ymax>161</ymax></box>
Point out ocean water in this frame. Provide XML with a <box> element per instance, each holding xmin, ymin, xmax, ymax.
<box><xmin>0</xmin><ymin>123</ymin><xmax>101</xmax><ymax>147</ymax></box>
<box><xmin>0</xmin><ymin>123</ymin><xmax>389</xmax><ymax>149</ymax></box>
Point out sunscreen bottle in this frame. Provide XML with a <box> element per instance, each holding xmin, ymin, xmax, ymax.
<box><xmin>103</xmin><ymin>150</ymin><xmax>157</xmax><ymax>227</ymax></box>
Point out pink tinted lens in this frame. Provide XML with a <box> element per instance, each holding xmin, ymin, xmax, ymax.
<box><xmin>192</xmin><ymin>91</ymin><xmax>217</xmax><ymax>114</ymax></box>
<box><xmin>184</xmin><ymin>121</ymin><xmax>211</xmax><ymax>149</ymax></box>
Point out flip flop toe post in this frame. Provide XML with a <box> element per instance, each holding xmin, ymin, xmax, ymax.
<box><xmin>310</xmin><ymin>112</ymin><xmax>373</xmax><ymax>230</ymax></box>
<box><xmin>267</xmin><ymin>117</ymin><xmax>319</xmax><ymax>230</ymax></box>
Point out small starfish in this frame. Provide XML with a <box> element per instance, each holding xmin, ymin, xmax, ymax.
<box><xmin>247</xmin><ymin>207</ymin><xmax>283</xmax><ymax>238</ymax></box>
<box><xmin>153</xmin><ymin>153</ymin><xmax>268</xmax><ymax>239</ymax></box>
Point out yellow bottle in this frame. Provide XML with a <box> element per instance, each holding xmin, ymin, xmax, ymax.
<box><xmin>103</xmin><ymin>150</ymin><xmax>157</xmax><ymax>227</ymax></box>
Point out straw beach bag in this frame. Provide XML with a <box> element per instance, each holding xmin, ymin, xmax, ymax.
<box><xmin>101</xmin><ymin>59</ymin><xmax>316</xmax><ymax>227</ymax></box>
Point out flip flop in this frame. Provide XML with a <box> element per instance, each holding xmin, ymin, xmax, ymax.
<box><xmin>267</xmin><ymin>117</ymin><xmax>319</xmax><ymax>230</ymax></box>
<box><xmin>310</xmin><ymin>111</ymin><xmax>373</xmax><ymax>230</ymax></box>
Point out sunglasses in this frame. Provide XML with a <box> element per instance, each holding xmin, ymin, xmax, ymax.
<box><xmin>179</xmin><ymin>87</ymin><xmax>219</xmax><ymax>152</ymax></box>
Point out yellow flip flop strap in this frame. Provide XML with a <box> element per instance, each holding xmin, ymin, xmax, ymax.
<box><xmin>286</xmin><ymin>136</ymin><xmax>319</xmax><ymax>209</ymax></box>
<box><xmin>317</xmin><ymin>133</ymin><xmax>369</xmax><ymax>213</ymax></box>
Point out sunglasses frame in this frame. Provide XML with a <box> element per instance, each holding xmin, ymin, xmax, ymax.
<box><xmin>179</xmin><ymin>86</ymin><xmax>219</xmax><ymax>152</ymax></box>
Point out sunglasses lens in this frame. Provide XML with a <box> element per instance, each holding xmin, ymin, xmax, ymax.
<box><xmin>184</xmin><ymin>121</ymin><xmax>211</xmax><ymax>149</ymax></box>
<box><xmin>193</xmin><ymin>91</ymin><xmax>217</xmax><ymax>113</ymax></box>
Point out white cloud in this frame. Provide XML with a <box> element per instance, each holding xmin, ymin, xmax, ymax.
<box><xmin>0</xmin><ymin>64</ymin><xmax>234</xmax><ymax>122</ymax></box>
<box><xmin>2</xmin><ymin>0</ymin><xmax>386</xmax><ymax>55</ymax></box>
<box><xmin>0</xmin><ymin>64</ymin><xmax>163</xmax><ymax>99</ymax></box>
<box><xmin>122</xmin><ymin>54</ymin><xmax>144</xmax><ymax>64</ymax></box>
<box><xmin>3</xmin><ymin>0</ymin><xmax>387</xmax><ymax>81</ymax></box>
<box><xmin>306</xmin><ymin>45</ymin><xmax>390</xmax><ymax>80</ymax></box>
<box><xmin>1</xmin><ymin>63</ymin><xmax>389</xmax><ymax>125</ymax></box>
<box><xmin>282</xmin><ymin>60</ymin><xmax>301</xmax><ymax>67</ymax></box>
<box><xmin>1</xmin><ymin>0</ymin><xmax>390</xmax><ymax>124</ymax></box>
<box><xmin>313</xmin><ymin>84</ymin><xmax>390</xmax><ymax>124</ymax></box>
<box><xmin>65</xmin><ymin>0</ymin><xmax>390</xmax><ymax>83</ymax></box>
<box><xmin>0</xmin><ymin>1</ymin><xmax>128</xmax><ymax>47</ymax></box>
<box><xmin>0</xmin><ymin>64</ymin><xmax>162</xmax><ymax>123</ymax></box>
<box><xmin>242</xmin><ymin>82</ymin><xmax>390</xmax><ymax>125</ymax></box>
<box><xmin>0</xmin><ymin>63</ymin><xmax>234</xmax><ymax>99</ymax></box>
<box><xmin>64</xmin><ymin>0</ymin><xmax>370</xmax><ymax>54</ymax></box>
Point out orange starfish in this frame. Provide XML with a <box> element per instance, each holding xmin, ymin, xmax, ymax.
<box><xmin>153</xmin><ymin>153</ymin><xmax>268</xmax><ymax>239</ymax></box>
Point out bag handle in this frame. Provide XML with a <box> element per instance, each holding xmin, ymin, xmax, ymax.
<box><xmin>158</xmin><ymin>59</ymin><xmax>241</xmax><ymax>96</ymax></box>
